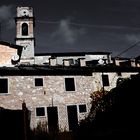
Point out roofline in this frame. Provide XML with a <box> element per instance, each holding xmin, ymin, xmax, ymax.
<box><xmin>0</xmin><ymin>65</ymin><xmax>139</xmax><ymax>76</ymax></box>
<box><xmin>35</xmin><ymin>52</ymin><xmax>112</xmax><ymax>57</ymax></box>
<box><xmin>0</xmin><ymin>41</ymin><xmax>23</xmax><ymax>49</ymax></box>
<box><xmin>112</xmin><ymin>57</ymin><xmax>131</xmax><ymax>60</ymax></box>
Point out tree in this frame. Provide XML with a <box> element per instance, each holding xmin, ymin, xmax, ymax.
<box><xmin>77</xmin><ymin>74</ymin><xmax>140</xmax><ymax>139</ymax></box>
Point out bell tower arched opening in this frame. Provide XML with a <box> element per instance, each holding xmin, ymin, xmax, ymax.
<box><xmin>22</xmin><ymin>23</ymin><xmax>28</xmax><ymax>36</ymax></box>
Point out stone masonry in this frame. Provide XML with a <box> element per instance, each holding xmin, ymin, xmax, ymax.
<box><xmin>0</xmin><ymin>71</ymin><xmax>138</xmax><ymax>131</ymax></box>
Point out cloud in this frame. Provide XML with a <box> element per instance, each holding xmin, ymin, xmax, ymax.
<box><xmin>60</xmin><ymin>19</ymin><xmax>75</xmax><ymax>44</ymax></box>
<box><xmin>0</xmin><ymin>5</ymin><xmax>15</xmax><ymax>29</ymax></box>
<box><xmin>50</xmin><ymin>19</ymin><xmax>86</xmax><ymax>44</ymax></box>
<box><xmin>125</xmin><ymin>34</ymin><xmax>140</xmax><ymax>42</ymax></box>
<box><xmin>0</xmin><ymin>5</ymin><xmax>13</xmax><ymax>20</ymax></box>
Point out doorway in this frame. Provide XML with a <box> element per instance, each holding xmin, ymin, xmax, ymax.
<box><xmin>47</xmin><ymin>107</ymin><xmax>59</xmax><ymax>133</ymax></box>
<box><xmin>67</xmin><ymin>105</ymin><xmax>78</xmax><ymax>131</ymax></box>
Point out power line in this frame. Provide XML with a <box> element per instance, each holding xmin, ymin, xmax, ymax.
<box><xmin>115</xmin><ymin>40</ymin><xmax>140</xmax><ymax>57</ymax></box>
<box><xmin>36</xmin><ymin>20</ymin><xmax>99</xmax><ymax>28</ymax></box>
<box><xmin>36</xmin><ymin>20</ymin><xmax>140</xmax><ymax>30</ymax></box>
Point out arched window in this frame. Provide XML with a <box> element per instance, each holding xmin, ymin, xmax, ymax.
<box><xmin>22</xmin><ymin>23</ymin><xmax>28</xmax><ymax>36</ymax></box>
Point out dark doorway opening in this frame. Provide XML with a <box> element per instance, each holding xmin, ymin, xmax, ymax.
<box><xmin>67</xmin><ymin>105</ymin><xmax>78</xmax><ymax>131</ymax></box>
<box><xmin>47</xmin><ymin>106</ymin><xmax>58</xmax><ymax>133</ymax></box>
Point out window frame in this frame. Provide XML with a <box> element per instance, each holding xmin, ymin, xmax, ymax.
<box><xmin>79</xmin><ymin>104</ymin><xmax>87</xmax><ymax>113</ymax></box>
<box><xmin>65</xmin><ymin>77</ymin><xmax>76</xmax><ymax>91</ymax></box>
<box><xmin>0</xmin><ymin>78</ymin><xmax>9</xmax><ymax>94</ymax></box>
<box><xmin>35</xmin><ymin>107</ymin><xmax>46</xmax><ymax>117</ymax></box>
<box><xmin>102</xmin><ymin>74</ymin><xmax>109</xmax><ymax>86</ymax></box>
<box><xmin>35</xmin><ymin>77</ymin><xmax>44</xmax><ymax>87</ymax></box>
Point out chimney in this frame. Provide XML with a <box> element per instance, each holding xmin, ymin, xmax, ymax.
<box><xmin>78</xmin><ymin>58</ymin><xmax>86</xmax><ymax>67</ymax></box>
<box><xmin>130</xmin><ymin>59</ymin><xmax>136</xmax><ymax>67</ymax></box>
<box><xmin>49</xmin><ymin>57</ymin><xmax>56</xmax><ymax>66</ymax></box>
<box><xmin>63</xmin><ymin>59</ymin><xmax>70</xmax><ymax>66</ymax></box>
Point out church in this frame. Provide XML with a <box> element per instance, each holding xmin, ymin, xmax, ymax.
<box><xmin>0</xmin><ymin>7</ymin><xmax>140</xmax><ymax>131</ymax></box>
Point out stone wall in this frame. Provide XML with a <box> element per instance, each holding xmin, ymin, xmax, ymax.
<box><xmin>0</xmin><ymin>72</ymin><xmax>138</xmax><ymax>131</ymax></box>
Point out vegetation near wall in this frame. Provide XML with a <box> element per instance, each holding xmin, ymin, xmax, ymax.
<box><xmin>29</xmin><ymin>121</ymin><xmax>74</xmax><ymax>140</ymax></box>
<box><xmin>76</xmin><ymin>74</ymin><xmax>140</xmax><ymax>139</ymax></box>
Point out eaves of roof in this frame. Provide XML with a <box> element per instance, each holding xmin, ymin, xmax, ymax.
<box><xmin>0</xmin><ymin>65</ymin><xmax>139</xmax><ymax>76</ymax></box>
<box><xmin>35</xmin><ymin>51</ymin><xmax>111</xmax><ymax>57</ymax></box>
<box><xmin>0</xmin><ymin>41</ymin><xmax>23</xmax><ymax>49</ymax></box>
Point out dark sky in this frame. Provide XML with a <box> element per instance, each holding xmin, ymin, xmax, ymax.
<box><xmin>0</xmin><ymin>0</ymin><xmax>140</xmax><ymax>58</ymax></box>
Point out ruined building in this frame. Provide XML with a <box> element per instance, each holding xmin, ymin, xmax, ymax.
<box><xmin>0</xmin><ymin>7</ymin><xmax>140</xmax><ymax>131</ymax></box>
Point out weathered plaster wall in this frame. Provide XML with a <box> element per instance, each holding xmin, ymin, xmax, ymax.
<box><xmin>0</xmin><ymin>44</ymin><xmax>17</xmax><ymax>66</ymax></box>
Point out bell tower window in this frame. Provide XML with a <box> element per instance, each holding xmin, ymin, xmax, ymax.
<box><xmin>22</xmin><ymin>23</ymin><xmax>28</xmax><ymax>36</ymax></box>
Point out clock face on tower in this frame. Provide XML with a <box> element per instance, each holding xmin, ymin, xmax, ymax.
<box><xmin>20</xmin><ymin>9</ymin><xmax>29</xmax><ymax>16</ymax></box>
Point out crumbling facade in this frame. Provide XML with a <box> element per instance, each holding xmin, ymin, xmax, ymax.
<box><xmin>0</xmin><ymin>7</ymin><xmax>140</xmax><ymax>131</ymax></box>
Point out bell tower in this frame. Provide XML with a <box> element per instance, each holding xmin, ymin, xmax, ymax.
<box><xmin>15</xmin><ymin>7</ymin><xmax>35</xmax><ymax>64</ymax></box>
